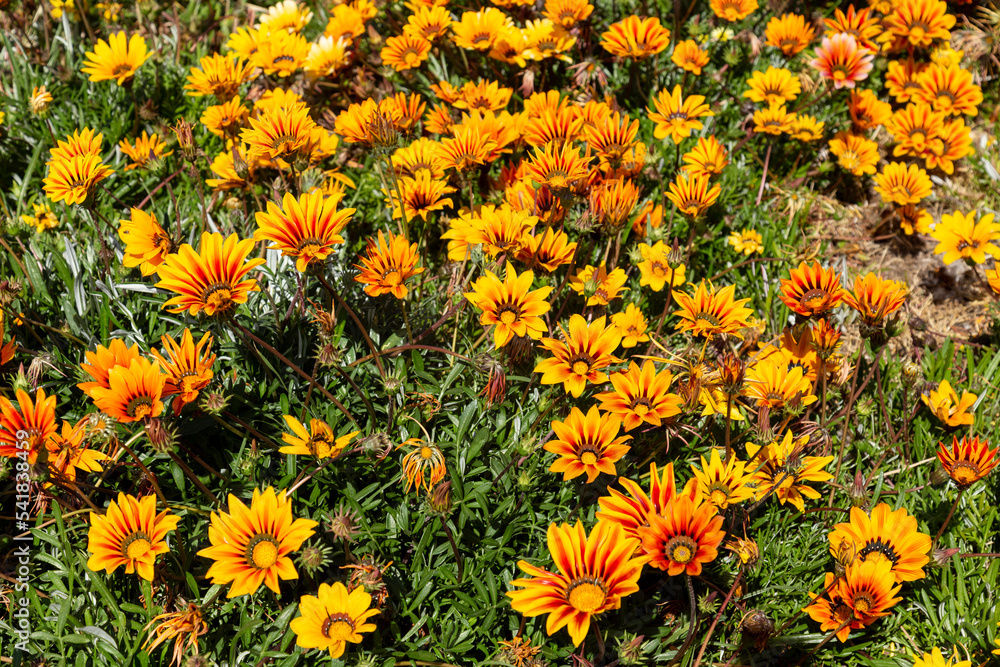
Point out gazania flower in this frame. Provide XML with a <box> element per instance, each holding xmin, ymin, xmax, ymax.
<box><xmin>353</xmin><ymin>230</ymin><xmax>423</xmax><ymax>300</ymax></box>
<box><xmin>466</xmin><ymin>262</ymin><xmax>552</xmax><ymax>348</ymax></box>
<box><xmin>400</xmin><ymin>438</ymin><xmax>447</xmax><ymax>492</ymax></box>
<box><xmin>385</xmin><ymin>173</ymin><xmax>454</xmax><ymax>222</ymax></box>
<box><xmin>570</xmin><ymin>265</ymin><xmax>628</xmax><ymax>306</ymax></box>
<box><xmin>43</xmin><ymin>154</ymin><xmax>114</xmax><ymax>205</ymax></box>
<box><xmin>198</xmin><ymin>487</ymin><xmax>318</xmax><ymax>597</ymax></box>
<box><xmin>671</xmin><ymin>40</ymin><xmax>710</xmax><ymax>74</ymax></box>
<box><xmin>436</xmin><ymin>126</ymin><xmax>497</xmax><ymax>171</ymax></box>
<box><xmin>87</xmin><ymin>493</ymin><xmax>180</xmax><ymax>580</ymax></box>
<box><xmin>118</xmin><ymin>208</ymin><xmax>173</xmax><ymax>277</ymax></box>
<box><xmin>201</xmin><ymin>97</ymin><xmax>249</xmax><ymax>138</ymax></box>
<box><xmin>543</xmin><ymin>0</ymin><xmax>593</xmax><ymax>27</ymax></box>
<box><xmin>745</xmin><ymin>358</ymin><xmax>817</xmax><ymax>409</ymax></box>
<box><xmin>744</xmin><ymin>67</ymin><xmax>801</xmax><ymax>106</ymax></box>
<box><xmin>728</xmin><ymin>229</ymin><xmax>763</xmax><ymax>255</ymax></box>
<box><xmin>666</xmin><ymin>172</ymin><xmax>721</xmax><ymax>218</ymax></box>
<box><xmin>29</xmin><ymin>85</ymin><xmax>53</xmax><ymax>115</ymax></box>
<box><xmin>803</xmin><ymin>559</ymin><xmax>902</xmax><ymax>642</ymax></box>
<box><xmin>921</xmin><ymin>379</ymin><xmax>976</xmax><ymax>427</ymax></box>
<box><xmin>82</xmin><ymin>31</ymin><xmax>151</xmax><ymax>85</ymax></box>
<box><xmin>185</xmin><ymin>53</ymin><xmax>253</xmax><ymax>101</ymax></box>
<box><xmin>744</xmin><ymin>430</ymin><xmax>832</xmax><ymax>511</ymax></box>
<box><xmin>45</xmin><ymin>420</ymin><xmax>108</xmax><ymax>485</ymax></box>
<box><xmin>931</xmin><ymin>210</ymin><xmax>999</xmax><ymax>265</ymax></box>
<box><xmin>915</xmin><ymin>64</ymin><xmax>983</xmax><ymax>117</ymax></box>
<box><xmin>50</xmin><ymin>128</ymin><xmax>104</xmax><ymax>159</ymax></box>
<box><xmin>451</xmin><ymin>8</ymin><xmax>510</xmax><ymax>51</ymax></box>
<box><xmin>78</xmin><ymin>339</ymin><xmax>143</xmax><ymax>398</ymax></box>
<box><xmin>324</xmin><ymin>4</ymin><xmax>366</xmax><ymax>43</ymax></box>
<box><xmin>258</xmin><ymin>0</ymin><xmax>313</xmax><ymax>32</ymax></box>
<box><xmin>252</xmin><ymin>29</ymin><xmax>311</xmax><ymax>77</ymax></box>
<box><xmin>884</xmin><ymin>0</ymin><xmax>955</xmax><ymax>48</ymax></box>
<box><xmin>393</xmin><ymin>137</ymin><xmax>446</xmax><ymax>179</ymax></box>
<box><xmin>118</xmin><ymin>131</ymin><xmax>172</xmax><ymax>170</ymax></box>
<box><xmin>600</xmin><ymin>16</ymin><xmax>670</xmax><ymax>59</ymax></box>
<box><xmin>334</xmin><ymin>98</ymin><xmax>400</xmax><ymax>149</ymax></box>
<box><xmin>596</xmin><ymin>361</ymin><xmax>683</xmax><ymax>431</ymax></box>
<box><xmin>828</xmin><ymin>132</ymin><xmax>880</xmax><ymax>176</ymax></box>
<box><xmin>524</xmin><ymin>108</ymin><xmax>585</xmax><ymax>149</ymax></box>
<box><xmin>828</xmin><ymin>503</ymin><xmax>931</xmax><ymax>582</ymax></box>
<box><xmin>897</xmin><ymin>205</ymin><xmax>933</xmax><ymax>235</ymax></box>
<box><xmin>381</xmin><ymin>33</ymin><xmax>432</xmax><ymax>71</ymax></box>
<box><xmin>523</xmin><ymin>143</ymin><xmax>591</xmax><ymax>194</ymax></box>
<box><xmin>673</xmin><ymin>282</ymin><xmax>753</xmax><ymax>339</ymax></box>
<box><xmin>611</xmin><ymin>304</ymin><xmax>649</xmax><ymax>348</ymax></box>
<box><xmin>143</xmin><ymin>602</ymin><xmax>209</xmax><ymax>667</ymax></box>
<box><xmin>824</xmin><ymin>5</ymin><xmax>883</xmax><ymax>52</ymax></box>
<box><xmin>522</xmin><ymin>19</ymin><xmax>577</xmax><ymax>62</ymax></box>
<box><xmin>467</xmin><ymin>204</ymin><xmax>536</xmax><ymax>258</ymax></box>
<box><xmin>454</xmin><ymin>79</ymin><xmax>513</xmax><ymax>112</ymax></box>
<box><xmin>753</xmin><ymin>104</ymin><xmax>796</xmax><ymax>135</ymax></box>
<box><xmin>280</xmin><ymin>415</ymin><xmax>358</xmax><ymax>459</ymax></box>
<box><xmin>912</xmin><ymin>648</ymin><xmax>972</xmax><ymax>667</ymax></box>
<box><xmin>925</xmin><ymin>118</ymin><xmax>973</xmax><ymax>174</ymax></box>
<box><xmin>534</xmin><ymin>315</ymin><xmax>622</xmax><ymax>398</ymax></box>
<box><xmin>874</xmin><ymin>162</ymin><xmax>932</xmax><ymax>206</ymax></box>
<box><xmin>21</xmin><ymin>202</ymin><xmax>60</xmax><ymax>233</ymax></box>
<box><xmin>597</xmin><ymin>463</ymin><xmax>699</xmax><ymax>540</ymax></box>
<box><xmin>710</xmin><ymin>0</ymin><xmax>758</xmax><ymax>21</ymax></box>
<box><xmin>681</xmin><ymin>136</ymin><xmax>729</xmax><ymax>179</ymax></box>
<box><xmin>937</xmin><ymin>436</ymin><xmax>997</xmax><ymax>488</ymax></box>
<box><xmin>692</xmin><ymin>449</ymin><xmax>753</xmax><ymax>510</ymax></box>
<box><xmin>150</xmin><ymin>329</ymin><xmax>216</xmax><ymax>414</ymax></box>
<box><xmin>291</xmin><ymin>582</ymin><xmax>379</xmax><ymax>659</ymax></box>
<box><xmin>0</xmin><ymin>389</ymin><xmax>57</xmax><ymax>463</ymax></box>
<box><xmin>507</xmin><ymin>521</ymin><xmax>645</xmax><ymax>646</ymax></box>
<box><xmin>842</xmin><ymin>273</ymin><xmax>908</xmax><ymax>330</ymax></box>
<box><xmin>810</xmin><ymin>34</ymin><xmax>873</xmax><ymax>89</ymax></box>
<box><xmin>779</xmin><ymin>261</ymin><xmax>845</xmax><ymax>317</ymax></box>
<box><xmin>156</xmin><ymin>233</ymin><xmax>265</xmax><ymax>317</ymax></box>
<box><xmin>241</xmin><ymin>103</ymin><xmax>317</xmax><ymax>162</ymax></box>
<box><xmin>638</xmin><ymin>242</ymin><xmax>686</xmax><ymax>292</ymax></box>
<box><xmin>304</xmin><ymin>35</ymin><xmax>350</xmax><ymax>80</ymax></box>
<box><xmin>887</xmin><ymin>103</ymin><xmax>945</xmax><ymax>159</ymax></box>
<box><xmin>544</xmin><ymin>406</ymin><xmax>631</xmax><ymax>483</ymax></box>
<box><xmin>648</xmin><ymin>85</ymin><xmax>713</xmax><ymax>144</ymax></box>
<box><xmin>254</xmin><ymin>192</ymin><xmax>354</xmax><ymax>272</ymax></box>
<box><xmin>638</xmin><ymin>496</ymin><xmax>725</xmax><ymax>575</ymax></box>
<box><xmin>886</xmin><ymin>58</ymin><xmax>928</xmax><ymax>103</ymax></box>
<box><xmin>789</xmin><ymin>115</ymin><xmax>825</xmax><ymax>141</ymax></box>
<box><xmin>765</xmin><ymin>13</ymin><xmax>815</xmax><ymax>56</ymax></box>
<box><xmin>849</xmin><ymin>89</ymin><xmax>892</xmax><ymax>132</ymax></box>
<box><xmin>405</xmin><ymin>5</ymin><xmax>452</xmax><ymax>40</ymax></box>
<box><xmin>91</xmin><ymin>358</ymin><xmax>167</xmax><ymax>423</ymax></box>
<box><xmin>516</xmin><ymin>227</ymin><xmax>577</xmax><ymax>272</ymax></box>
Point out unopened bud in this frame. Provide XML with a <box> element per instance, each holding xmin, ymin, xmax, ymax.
<box><xmin>849</xmin><ymin>470</ymin><xmax>868</xmax><ymax>508</ymax></box>
<box><xmin>931</xmin><ymin>547</ymin><xmax>959</xmax><ymax>567</ymax></box>
<box><xmin>429</xmin><ymin>480</ymin><xmax>452</xmax><ymax>515</ymax></box>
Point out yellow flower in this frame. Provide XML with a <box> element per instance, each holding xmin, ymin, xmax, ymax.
<box><xmin>81</xmin><ymin>31</ymin><xmax>151</xmax><ymax>85</ymax></box>
<box><xmin>727</xmin><ymin>229</ymin><xmax>763</xmax><ymax>255</ymax></box>
<box><xmin>280</xmin><ymin>415</ymin><xmax>358</xmax><ymax>459</ymax></box>
<box><xmin>20</xmin><ymin>202</ymin><xmax>60</xmax><ymax>233</ymax></box>
<box><xmin>921</xmin><ymin>379</ymin><xmax>976</xmax><ymax>427</ymax></box>
<box><xmin>930</xmin><ymin>210</ymin><xmax>1000</xmax><ymax>265</ymax></box>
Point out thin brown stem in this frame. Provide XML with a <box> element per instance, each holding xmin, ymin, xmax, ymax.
<box><xmin>756</xmin><ymin>143</ymin><xmax>772</xmax><ymax>206</ymax></box>
<box><xmin>440</xmin><ymin>517</ymin><xmax>464</xmax><ymax>582</ymax></box>
<box><xmin>934</xmin><ymin>489</ymin><xmax>964</xmax><ymax>545</ymax></box>
<box><xmin>692</xmin><ymin>570</ymin><xmax>743</xmax><ymax>667</ymax></box>
<box><xmin>667</xmin><ymin>575</ymin><xmax>699</xmax><ymax>667</ymax></box>
<box><xmin>316</xmin><ymin>274</ymin><xmax>387</xmax><ymax>379</ymax></box>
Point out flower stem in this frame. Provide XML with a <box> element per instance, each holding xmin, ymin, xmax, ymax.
<box><xmin>315</xmin><ymin>274</ymin><xmax>387</xmax><ymax>380</ymax></box>
<box><xmin>440</xmin><ymin>517</ymin><xmax>464</xmax><ymax>582</ymax></box>
<box><xmin>667</xmin><ymin>575</ymin><xmax>699</xmax><ymax>667</ymax></box>
<box><xmin>692</xmin><ymin>570</ymin><xmax>743</xmax><ymax>667</ymax></box>
<box><xmin>934</xmin><ymin>488</ymin><xmax>964</xmax><ymax>545</ymax></box>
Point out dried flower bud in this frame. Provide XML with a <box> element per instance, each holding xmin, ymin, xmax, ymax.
<box><xmin>931</xmin><ymin>547</ymin><xmax>959</xmax><ymax>567</ymax></box>
<box><xmin>144</xmin><ymin>417</ymin><xmax>176</xmax><ymax>453</ymax></box>
<box><xmin>740</xmin><ymin>609</ymin><xmax>774</xmax><ymax>652</ymax></box>
<box><xmin>902</xmin><ymin>360</ymin><xmax>921</xmax><ymax>384</ymax></box>
<box><xmin>849</xmin><ymin>469</ymin><xmax>868</xmax><ymax>508</ymax></box>
<box><xmin>929</xmin><ymin>466</ymin><xmax>951</xmax><ymax>486</ymax></box>
<box><xmin>172</xmin><ymin>119</ymin><xmax>197</xmax><ymax>160</ymax></box>
<box><xmin>0</xmin><ymin>279</ymin><xmax>23</xmax><ymax>304</ymax></box>
<box><xmin>616</xmin><ymin>633</ymin><xmax>644</xmax><ymax>665</ymax></box>
<box><xmin>199</xmin><ymin>391</ymin><xmax>229</xmax><ymax>415</ymax></box>
<box><xmin>726</xmin><ymin>537</ymin><xmax>760</xmax><ymax>570</ymax></box>
<box><xmin>327</xmin><ymin>504</ymin><xmax>359</xmax><ymax>542</ymax></box>
<box><xmin>428</xmin><ymin>480</ymin><xmax>452</xmax><ymax>515</ymax></box>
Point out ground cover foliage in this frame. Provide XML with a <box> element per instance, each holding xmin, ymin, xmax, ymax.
<box><xmin>1</xmin><ymin>0</ymin><xmax>1000</xmax><ymax>665</ymax></box>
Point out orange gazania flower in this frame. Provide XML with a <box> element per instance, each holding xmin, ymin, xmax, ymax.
<box><xmin>648</xmin><ymin>85</ymin><xmax>713</xmax><ymax>144</ymax></box>
<box><xmin>118</xmin><ymin>131</ymin><xmax>172</xmax><ymax>170</ymax></box>
<box><xmin>584</xmin><ymin>112</ymin><xmax>639</xmax><ymax>166</ymax></box>
<box><xmin>896</xmin><ymin>205</ymin><xmax>933</xmax><ymax>235</ymax></box>
<box><xmin>921</xmin><ymin>379</ymin><xmax>977</xmax><ymax>427</ymax></box>
<box><xmin>353</xmin><ymin>230</ymin><xmax>424</xmax><ymax>300</ymax></box>
<box><xmin>304</xmin><ymin>35</ymin><xmax>351</xmax><ymax>80</ymax></box>
<box><xmin>600</xmin><ymin>16</ymin><xmax>670</xmax><ymax>59</ymax></box>
<box><xmin>45</xmin><ymin>420</ymin><xmax>109</xmax><ymax>484</ymax></box>
<box><xmin>778</xmin><ymin>261</ymin><xmax>845</xmax><ymax>317</ymax></box>
<box><xmin>710</xmin><ymin>0</ymin><xmax>758</xmax><ymax>21</ymax></box>
<box><xmin>824</xmin><ymin>5</ymin><xmax>883</xmax><ymax>52</ymax></box>
<box><xmin>745</xmin><ymin>430</ymin><xmax>831</xmax><ymax>511</ymax></box>
<box><xmin>435</xmin><ymin>126</ymin><xmax>497</xmax><ymax>171</ymax></box>
<box><xmin>849</xmin><ymin>89</ymin><xmax>892</xmax><ymax>132</ymax></box>
<box><xmin>0</xmin><ymin>389</ymin><xmax>57</xmax><ymax>463</ymax></box>
<box><xmin>589</xmin><ymin>178</ymin><xmax>640</xmax><ymax>231</ymax></box>
<box><xmin>596</xmin><ymin>463</ymin><xmax>699</xmax><ymax>540</ymax></box>
<box><xmin>48</xmin><ymin>127</ymin><xmax>103</xmax><ymax>162</ymax></box>
<box><xmin>766</xmin><ymin>13</ymin><xmax>816</xmax><ymax>56</ymax></box>
<box><xmin>280</xmin><ymin>415</ymin><xmax>358</xmax><ymax>460</ymax></box>
<box><xmin>543</xmin><ymin>0</ymin><xmax>593</xmax><ymax>28</ymax></box>
<box><xmin>544</xmin><ymin>406</ymin><xmax>631</xmax><ymax>482</ymax></box>
<box><xmin>465</xmin><ymin>261</ymin><xmax>553</xmax><ymax>348</ymax></box>
<box><xmin>251</xmin><ymin>29</ymin><xmax>311</xmax><ymax>77</ymax></box>
<box><xmin>405</xmin><ymin>6</ymin><xmax>452</xmax><ymax>41</ymax></box>
<box><xmin>524</xmin><ymin>108</ymin><xmax>584</xmax><ymax>149</ymax></box>
<box><xmin>78</xmin><ymin>339</ymin><xmax>143</xmax><ymax>398</ymax></box>
<box><xmin>828</xmin><ymin>503</ymin><xmax>931</xmax><ymax>582</ymax></box>
<box><xmin>886</xmin><ymin>58</ymin><xmax>928</xmax><ymax>103</ymax></box>
<box><xmin>334</xmin><ymin>98</ymin><xmax>401</xmax><ymax>148</ymax></box>
<box><xmin>874</xmin><ymin>162</ymin><xmax>932</xmax><ymax>206</ymax></box>
<box><xmin>638</xmin><ymin>496</ymin><xmax>725</xmax><ymax>576</ymax></box>
<box><xmin>467</xmin><ymin>203</ymin><xmax>537</xmax><ymax>257</ymax></box>
<box><xmin>381</xmin><ymin>33</ymin><xmax>432</xmax><ymax>71</ymax></box>
<box><xmin>691</xmin><ymin>449</ymin><xmax>754</xmax><ymax>510</ymax></box>
<box><xmin>887</xmin><ymin>103</ymin><xmax>945</xmax><ymax>159</ymax></box>
<box><xmin>454</xmin><ymin>79</ymin><xmax>513</xmax><ymax>112</ymax></box>
<box><xmin>828</xmin><ymin>131</ymin><xmax>880</xmax><ymax>176</ymax></box>
<box><xmin>516</xmin><ymin>227</ymin><xmax>577</xmax><ymax>272</ymax></box>
<box><xmin>524</xmin><ymin>143</ymin><xmax>591</xmax><ymax>195</ymax></box>
<box><xmin>185</xmin><ymin>53</ymin><xmax>253</xmax><ymax>101</ymax></box>
<box><xmin>666</xmin><ymin>172</ymin><xmax>720</xmax><ymax>218</ymax></box>
<box><xmin>202</xmin><ymin>97</ymin><xmax>250</xmax><ymax>138</ymax></box>
<box><xmin>156</xmin><ymin>233</ymin><xmax>265</xmax><ymax>317</ymax></box>
<box><xmin>810</xmin><ymin>34</ymin><xmax>873</xmax><ymax>89</ymax></box>
<box><xmin>254</xmin><ymin>191</ymin><xmax>355</xmax><ymax>272</ymax></box>
<box><xmin>937</xmin><ymin>436</ymin><xmax>998</xmax><ymax>488</ymax></box>
<box><xmin>925</xmin><ymin>118</ymin><xmax>973</xmax><ymax>174</ymax></box>
<box><xmin>91</xmin><ymin>358</ymin><xmax>167</xmax><ymax>423</ymax></box>
<box><xmin>198</xmin><ymin>487</ymin><xmax>318</xmax><ymax>597</ymax></box>
<box><xmin>803</xmin><ymin>559</ymin><xmax>902</xmax><ymax>642</ymax></box>
<box><xmin>534</xmin><ymin>314</ymin><xmax>622</xmax><ymax>397</ymax></box>
<box><xmin>596</xmin><ymin>361</ymin><xmax>683</xmax><ymax>431</ymax></box>
<box><xmin>611</xmin><ymin>304</ymin><xmax>649</xmax><ymax>348</ymax></box>
<box><xmin>118</xmin><ymin>208</ymin><xmax>174</xmax><ymax>277</ymax></box>
<box><xmin>884</xmin><ymin>0</ymin><xmax>955</xmax><ymax>48</ymax></box>
<box><xmin>400</xmin><ymin>438</ymin><xmax>447</xmax><ymax>492</ymax></box>
<box><xmin>914</xmin><ymin>64</ymin><xmax>982</xmax><ymax>117</ymax></box>
<box><xmin>241</xmin><ymin>103</ymin><xmax>317</xmax><ymax>162</ymax></box>
<box><xmin>681</xmin><ymin>136</ymin><xmax>729</xmax><ymax>179</ymax></box>
<box><xmin>671</xmin><ymin>40</ymin><xmax>710</xmax><ymax>74</ymax></box>
<box><xmin>673</xmin><ymin>282</ymin><xmax>753</xmax><ymax>339</ymax></box>
<box><xmin>507</xmin><ymin>521</ymin><xmax>645</xmax><ymax>647</ymax></box>
<box><xmin>451</xmin><ymin>8</ymin><xmax>510</xmax><ymax>51</ymax></box>
<box><xmin>744</xmin><ymin>66</ymin><xmax>801</xmax><ymax>106</ymax></box>
<box><xmin>290</xmin><ymin>582</ymin><xmax>379</xmax><ymax>660</ymax></box>
<box><xmin>753</xmin><ymin>104</ymin><xmax>796</xmax><ymax>135</ymax></box>
<box><xmin>82</xmin><ymin>31</ymin><xmax>151</xmax><ymax>85</ymax></box>
<box><xmin>150</xmin><ymin>329</ymin><xmax>216</xmax><ymax>414</ymax></box>
<box><xmin>842</xmin><ymin>273</ymin><xmax>908</xmax><ymax>328</ymax></box>
<box><xmin>86</xmin><ymin>493</ymin><xmax>180</xmax><ymax>581</ymax></box>
<box><xmin>385</xmin><ymin>172</ymin><xmax>455</xmax><ymax>222</ymax></box>
<box><xmin>43</xmin><ymin>154</ymin><xmax>114</xmax><ymax>205</ymax></box>
<box><xmin>744</xmin><ymin>358</ymin><xmax>816</xmax><ymax>410</ymax></box>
